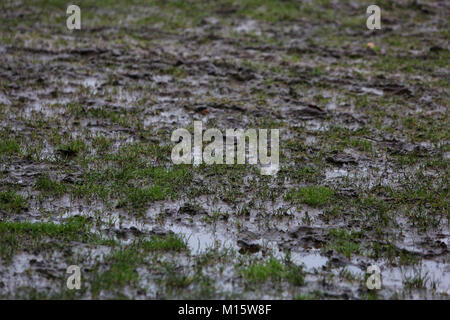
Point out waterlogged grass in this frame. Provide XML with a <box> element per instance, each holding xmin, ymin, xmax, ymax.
<box><xmin>370</xmin><ymin>241</ymin><xmax>419</xmax><ymax>266</ymax></box>
<box><xmin>363</xmin><ymin>174</ymin><xmax>450</xmax><ymax>229</ymax></box>
<box><xmin>232</xmin><ymin>0</ymin><xmax>304</xmax><ymax>22</ymax></box>
<box><xmin>287</xmin><ymin>166</ymin><xmax>321</xmax><ymax>184</ymax></box>
<box><xmin>138</xmin><ymin>234</ymin><xmax>187</xmax><ymax>252</ymax></box>
<box><xmin>285</xmin><ymin>186</ymin><xmax>334</xmax><ymax>207</ymax></box>
<box><xmin>403</xmin><ymin>269</ymin><xmax>431</xmax><ymax>290</ymax></box>
<box><xmin>118</xmin><ymin>186</ymin><xmax>168</xmax><ymax>207</ymax></box>
<box><xmin>35</xmin><ymin>175</ymin><xmax>67</xmax><ymax>196</ymax></box>
<box><xmin>0</xmin><ymin>217</ymin><xmax>105</xmax><ymax>262</ymax></box>
<box><xmin>136</xmin><ymin>0</ymin><xmax>212</xmax><ymax>30</ymax></box>
<box><xmin>133</xmin><ymin>0</ymin><xmax>332</xmax><ymax>30</ymax></box>
<box><xmin>116</xmin><ymin>166</ymin><xmax>192</xmax><ymax>209</ymax></box>
<box><xmin>57</xmin><ymin>139</ymin><xmax>87</xmax><ymax>158</ymax></box>
<box><xmin>326</xmin><ymin>229</ymin><xmax>362</xmax><ymax>259</ymax></box>
<box><xmin>91</xmin><ymin>234</ymin><xmax>187</xmax><ymax>296</ymax></box>
<box><xmin>239</xmin><ymin>257</ymin><xmax>305</xmax><ymax>286</ymax></box>
<box><xmin>50</xmin><ymin>139</ymin><xmax>193</xmax><ymax>207</ymax></box>
<box><xmin>0</xmin><ymin>139</ymin><xmax>20</xmax><ymax>155</ymax></box>
<box><xmin>107</xmin><ymin>142</ymin><xmax>173</xmax><ymax>165</ymax></box>
<box><xmin>91</xmin><ymin>248</ymin><xmax>142</xmax><ymax>296</ymax></box>
<box><xmin>372</xmin><ymin>51</ymin><xmax>450</xmax><ymax>75</ymax></box>
<box><xmin>0</xmin><ymin>217</ymin><xmax>89</xmax><ymax>238</ymax></box>
<box><xmin>241</xmin><ymin>257</ymin><xmax>284</xmax><ymax>282</ymax></box>
<box><xmin>23</xmin><ymin>137</ymin><xmax>194</xmax><ymax>206</ymax></box>
<box><xmin>0</xmin><ymin>191</ymin><xmax>28</xmax><ymax>213</ymax></box>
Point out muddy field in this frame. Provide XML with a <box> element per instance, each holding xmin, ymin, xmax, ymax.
<box><xmin>0</xmin><ymin>0</ymin><xmax>449</xmax><ymax>299</ymax></box>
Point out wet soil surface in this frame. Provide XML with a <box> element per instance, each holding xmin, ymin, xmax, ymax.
<box><xmin>0</xmin><ymin>0</ymin><xmax>448</xmax><ymax>299</ymax></box>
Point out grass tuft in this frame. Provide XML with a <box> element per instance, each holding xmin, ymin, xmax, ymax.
<box><xmin>0</xmin><ymin>191</ymin><xmax>28</xmax><ymax>213</ymax></box>
<box><xmin>285</xmin><ymin>186</ymin><xmax>334</xmax><ymax>207</ymax></box>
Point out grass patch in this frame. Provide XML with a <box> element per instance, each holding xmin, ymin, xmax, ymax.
<box><xmin>325</xmin><ymin>229</ymin><xmax>362</xmax><ymax>259</ymax></box>
<box><xmin>57</xmin><ymin>139</ymin><xmax>87</xmax><ymax>158</ymax></box>
<box><xmin>116</xmin><ymin>166</ymin><xmax>192</xmax><ymax>209</ymax></box>
<box><xmin>138</xmin><ymin>234</ymin><xmax>187</xmax><ymax>252</ymax></box>
<box><xmin>0</xmin><ymin>191</ymin><xmax>28</xmax><ymax>213</ymax></box>
<box><xmin>35</xmin><ymin>175</ymin><xmax>67</xmax><ymax>196</ymax></box>
<box><xmin>0</xmin><ymin>139</ymin><xmax>20</xmax><ymax>155</ymax></box>
<box><xmin>91</xmin><ymin>234</ymin><xmax>187</xmax><ymax>297</ymax></box>
<box><xmin>0</xmin><ymin>217</ymin><xmax>104</xmax><ymax>262</ymax></box>
<box><xmin>239</xmin><ymin>257</ymin><xmax>305</xmax><ymax>286</ymax></box>
<box><xmin>118</xmin><ymin>186</ymin><xmax>168</xmax><ymax>208</ymax></box>
<box><xmin>285</xmin><ymin>186</ymin><xmax>334</xmax><ymax>207</ymax></box>
<box><xmin>91</xmin><ymin>248</ymin><xmax>141</xmax><ymax>296</ymax></box>
<box><xmin>370</xmin><ymin>241</ymin><xmax>419</xmax><ymax>265</ymax></box>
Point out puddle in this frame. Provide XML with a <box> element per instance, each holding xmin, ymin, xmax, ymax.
<box><xmin>325</xmin><ymin>168</ymin><xmax>349</xmax><ymax>179</ymax></box>
<box><xmin>291</xmin><ymin>252</ymin><xmax>329</xmax><ymax>271</ymax></box>
<box><xmin>382</xmin><ymin>259</ymin><xmax>450</xmax><ymax>296</ymax></box>
<box><xmin>168</xmin><ymin>224</ymin><xmax>237</xmax><ymax>254</ymax></box>
<box><xmin>360</xmin><ymin>87</ymin><xmax>384</xmax><ymax>96</ymax></box>
<box><xmin>234</xmin><ymin>20</ymin><xmax>261</xmax><ymax>35</ymax></box>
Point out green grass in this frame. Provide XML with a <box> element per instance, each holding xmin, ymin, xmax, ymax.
<box><xmin>370</xmin><ymin>241</ymin><xmax>419</xmax><ymax>265</ymax></box>
<box><xmin>0</xmin><ymin>191</ymin><xmax>28</xmax><ymax>213</ymax></box>
<box><xmin>35</xmin><ymin>175</ymin><xmax>67</xmax><ymax>196</ymax></box>
<box><xmin>91</xmin><ymin>234</ymin><xmax>187</xmax><ymax>296</ymax></box>
<box><xmin>403</xmin><ymin>272</ymin><xmax>430</xmax><ymax>289</ymax></box>
<box><xmin>115</xmin><ymin>166</ymin><xmax>192</xmax><ymax>209</ymax></box>
<box><xmin>66</xmin><ymin>105</ymin><xmax>135</xmax><ymax>128</ymax></box>
<box><xmin>239</xmin><ymin>257</ymin><xmax>305</xmax><ymax>286</ymax></box>
<box><xmin>135</xmin><ymin>0</ymin><xmax>213</xmax><ymax>31</ymax></box>
<box><xmin>328</xmin><ymin>240</ymin><xmax>360</xmax><ymax>259</ymax></box>
<box><xmin>57</xmin><ymin>139</ymin><xmax>87</xmax><ymax>158</ymax></box>
<box><xmin>106</xmin><ymin>142</ymin><xmax>172</xmax><ymax>165</ymax></box>
<box><xmin>118</xmin><ymin>186</ymin><xmax>168</xmax><ymax>208</ymax></box>
<box><xmin>288</xmin><ymin>166</ymin><xmax>321</xmax><ymax>183</ymax></box>
<box><xmin>349</xmin><ymin>138</ymin><xmax>372</xmax><ymax>152</ymax></box>
<box><xmin>71</xmin><ymin>182</ymin><xmax>110</xmax><ymax>200</ymax></box>
<box><xmin>241</xmin><ymin>257</ymin><xmax>284</xmax><ymax>282</ymax></box>
<box><xmin>284</xmin><ymin>264</ymin><xmax>306</xmax><ymax>286</ymax></box>
<box><xmin>0</xmin><ymin>216</ymin><xmax>89</xmax><ymax>237</ymax></box>
<box><xmin>372</xmin><ymin>51</ymin><xmax>450</xmax><ymax>75</ymax></box>
<box><xmin>138</xmin><ymin>234</ymin><xmax>187</xmax><ymax>252</ymax></box>
<box><xmin>326</xmin><ymin>229</ymin><xmax>362</xmax><ymax>259</ymax></box>
<box><xmin>0</xmin><ymin>139</ymin><xmax>20</xmax><ymax>155</ymax></box>
<box><xmin>69</xmin><ymin>142</ymin><xmax>191</xmax><ymax>206</ymax></box>
<box><xmin>285</xmin><ymin>186</ymin><xmax>334</xmax><ymax>207</ymax></box>
<box><xmin>92</xmin><ymin>135</ymin><xmax>113</xmax><ymax>153</ymax></box>
<box><xmin>0</xmin><ymin>217</ymin><xmax>104</xmax><ymax>262</ymax></box>
<box><xmin>91</xmin><ymin>248</ymin><xmax>142</xmax><ymax>295</ymax></box>
<box><xmin>294</xmin><ymin>293</ymin><xmax>317</xmax><ymax>300</ymax></box>
<box><xmin>383</xmin><ymin>174</ymin><xmax>449</xmax><ymax>229</ymax></box>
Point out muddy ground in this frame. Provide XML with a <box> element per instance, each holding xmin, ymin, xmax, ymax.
<box><xmin>0</xmin><ymin>0</ymin><xmax>448</xmax><ymax>299</ymax></box>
